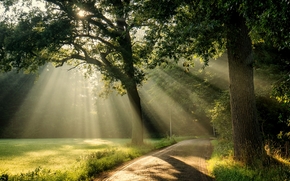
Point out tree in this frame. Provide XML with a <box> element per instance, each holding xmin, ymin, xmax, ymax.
<box><xmin>0</xmin><ymin>0</ymin><xmax>154</xmax><ymax>145</ymax></box>
<box><xmin>139</xmin><ymin>0</ymin><xmax>290</xmax><ymax>165</ymax></box>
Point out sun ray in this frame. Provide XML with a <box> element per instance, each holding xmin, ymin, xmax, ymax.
<box><xmin>1</xmin><ymin>54</ymin><xmax>234</xmax><ymax>139</ymax></box>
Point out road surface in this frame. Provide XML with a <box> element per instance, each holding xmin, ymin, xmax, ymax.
<box><xmin>95</xmin><ymin>139</ymin><xmax>215</xmax><ymax>181</ymax></box>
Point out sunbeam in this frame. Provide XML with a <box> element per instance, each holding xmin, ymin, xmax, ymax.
<box><xmin>6</xmin><ymin>64</ymin><xmax>98</xmax><ymax>138</ymax></box>
<box><xmin>140</xmin><ymin>65</ymin><xmax>217</xmax><ymax>137</ymax></box>
<box><xmin>1</xmin><ymin>54</ymin><xmax>264</xmax><ymax>139</ymax></box>
<box><xmin>0</xmin><ymin>63</ymin><xmax>135</xmax><ymax>138</ymax></box>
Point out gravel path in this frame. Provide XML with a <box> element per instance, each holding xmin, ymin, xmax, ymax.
<box><xmin>95</xmin><ymin>139</ymin><xmax>215</xmax><ymax>181</ymax></box>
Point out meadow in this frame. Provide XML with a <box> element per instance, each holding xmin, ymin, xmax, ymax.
<box><xmin>0</xmin><ymin>138</ymin><xmax>179</xmax><ymax>180</ymax></box>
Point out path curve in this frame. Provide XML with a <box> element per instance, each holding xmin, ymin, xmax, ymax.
<box><xmin>95</xmin><ymin>139</ymin><xmax>215</xmax><ymax>181</ymax></box>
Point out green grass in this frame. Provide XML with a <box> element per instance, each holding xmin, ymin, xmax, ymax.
<box><xmin>0</xmin><ymin>137</ymin><xmax>182</xmax><ymax>181</ymax></box>
<box><xmin>0</xmin><ymin>139</ymin><xmax>125</xmax><ymax>174</ymax></box>
<box><xmin>208</xmin><ymin>140</ymin><xmax>290</xmax><ymax>181</ymax></box>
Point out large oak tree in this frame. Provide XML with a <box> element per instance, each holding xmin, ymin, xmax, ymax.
<box><xmin>139</xmin><ymin>0</ymin><xmax>290</xmax><ymax>165</ymax></box>
<box><xmin>0</xmin><ymin>0</ymin><xmax>155</xmax><ymax>145</ymax></box>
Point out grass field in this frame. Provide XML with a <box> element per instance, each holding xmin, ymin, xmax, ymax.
<box><xmin>0</xmin><ymin>139</ymin><xmax>122</xmax><ymax>174</ymax></box>
<box><xmin>0</xmin><ymin>138</ymin><xmax>179</xmax><ymax>180</ymax></box>
<box><xmin>0</xmin><ymin>138</ymin><xmax>137</xmax><ymax>174</ymax></box>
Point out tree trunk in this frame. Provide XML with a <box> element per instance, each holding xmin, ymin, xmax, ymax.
<box><xmin>112</xmin><ymin>0</ymin><xmax>144</xmax><ymax>145</ymax></box>
<box><xmin>227</xmin><ymin>12</ymin><xmax>264</xmax><ymax>165</ymax></box>
<box><xmin>127</xmin><ymin>85</ymin><xmax>143</xmax><ymax>145</ymax></box>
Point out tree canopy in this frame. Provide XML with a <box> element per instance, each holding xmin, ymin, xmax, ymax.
<box><xmin>1</xmin><ymin>0</ymin><xmax>148</xmax><ymax>85</ymax></box>
<box><xmin>139</xmin><ymin>0</ymin><xmax>290</xmax><ymax>63</ymax></box>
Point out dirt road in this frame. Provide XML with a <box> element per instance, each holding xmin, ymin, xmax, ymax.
<box><xmin>95</xmin><ymin>139</ymin><xmax>215</xmax><ymax>181</ymax></box>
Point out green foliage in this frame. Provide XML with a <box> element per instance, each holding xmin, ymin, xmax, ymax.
<box><xmin>211</xmin><ymin>139</ymin><xmax>233</xmax><ymax>159</ymax></box>
<box><xmin>216</xmin><ymin>165</ymin><xmax>275</xmax><ymax>181</ymax></box>
<box><xmin>83</xmin><ymin>148</ymin><xmax>128</xmax><ymax>178</ymax></box>
<box><xmin>209</xmin><ymin>91</ymin><xmax>290</xmax><ymax>157</ymax></box>
<box><xmin>253</xmin><ymin>44</ymin><xmax>290</xmax><ymax>157</ymax></box>
<box><xmin>272</xmin><ymin>75</ymin><xmax>290</xmax><ymax>104</ymax></box>
<box><xmin>256</xmin><ymin>96</ymin><xmax>290</xmax><ymax>139</ymax></box>
<box><xmin>212</xmin><ymin>162</ymin><xmax>290</xmax><ymax>181</ymax></box>
<box><xmin>7</xmin><ymin>167</ymin><xmax>78</xmax><ymax>181</ymax></box>
<box><xmin>0</xmin><ymin>173</ymin><xmax>8</xmax><ymax>181</ymax></box>
<box><xmin>209</xmin><ymin>91</ymin><xmax>232</xmax><ymax>141</ymax></box>
<box><xmin>152</xmin><ymin>137</ymin><xmax>177</xmax><ymax>149</ymax></box>
<box><xmin>213</xmin><ymin>165</ymin><xmax>254</xmax><ymax>181</ymax></box>
<box><xmin>0</xmin><ymin>0</ymin><xmax>154</xmax><ymax>93</ymax></box>
<box><xmin>143</xmin><ymin>0</ymin><xmax>227</xmax><ymax>66</ymax></box>
<box><xmin>247</xmin><ymin>1</ymin><xmax>290</xmax><ymax>50</ymax></box>
<box><xmin>253</xmin><ymin>44</ymin><xmax>290</xmax><ymax>104</ymax></box>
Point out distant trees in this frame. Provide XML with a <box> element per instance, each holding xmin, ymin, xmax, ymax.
<box><xmin>138</xmin><ymin>0</ymin><xmax>290</xmax><ymax>165</ymax></box>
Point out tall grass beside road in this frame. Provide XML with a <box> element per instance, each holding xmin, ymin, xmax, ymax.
<box><xmin>208</xmin><ymin>140</ymin><xmax>290</xmax><ymax>181</ymax></box>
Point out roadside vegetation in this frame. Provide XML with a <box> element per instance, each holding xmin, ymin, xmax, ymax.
<box><xmin>0</xmin><ymin>137</ymin><xmax>181</xmax><ymax>181</ymax></box>
<box><xmin>208</xmin><ymin>140</ymin><xmax>290</xmax><ymax>181</ymax></box>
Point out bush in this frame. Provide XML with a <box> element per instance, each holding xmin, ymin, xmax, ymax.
<box><xmin>84</xmin><ymin>148</ymin><xmax>129</xmax><ymax>177</ymax></box>
<box><xmin>153</xmin><ymin>137</ymin><xmax>177</xmax><ymax>149</ymax></box>
<box><xmin>256</xmin><ymin>96</ymin><xmax>290</xmax><ymax>157</ymax></box>
<box><xmin>209</xmin><ymin>90</ymin><xmax>290</xmax><ymax>158</ymax></box>
<box><xmin>0</xmin><ymin>174</ymin><xmax>8</xmax><ymax>181</ymax></box>
<box><xmin>4</xmin><ymin>167</ymin><xmax>80</xmax><ymax>181</ymax></box>
<box><xmin>209</xmin><ymin>91</ymin><xmax>232</xmax><ymax>141</ymax></box>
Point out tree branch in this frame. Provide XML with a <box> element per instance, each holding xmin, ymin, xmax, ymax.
<box><xmin>87</xmin><ymin>18</ymin><xmax>120</xmax><ymax>37</ymax></box>
<box><xmin>55</xmin><ymin>56</ymin><xmax>74</xmax><ymax>67</ymax></box>
<box><xmin>67</xmin><ymin>62</ymin><xmax>86</xmax><ymax>71</ymax></box>
<box><xmin>75</xmin><ymin>34</ymin><xmax>124</xmax><ymax>53</ymax></box>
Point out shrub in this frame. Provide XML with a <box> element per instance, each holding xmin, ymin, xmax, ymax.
<box><xmin>0</xmin><ymin>173</ymin><xmax>8</xmax><ymax>181</ymax></box>
<box><xmin>256</xmin><ymin>96</ymin><xmax>290</xmax><ymax>157</ymax></box>
<box><xmin>209</xmin><ymin>91</ymin><xmax>232</xmax><ymax>141</ymax></box>
<box><xmin>84</xmin><ymin>148</ymin><xmax>127</xmax><ymax>177</ymax></box>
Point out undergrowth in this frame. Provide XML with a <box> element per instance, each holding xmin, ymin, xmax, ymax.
<box><xmin>208</xmin><ymin>139</ymin><xmax>290</xmax><ymax>181</ymax></box>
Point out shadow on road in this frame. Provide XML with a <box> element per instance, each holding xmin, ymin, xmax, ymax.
<box><xmin>150</xmin><ymin>154</ymin><xmax>215</xmax><ymax>181</ymax></box>
<box><xmin>149</xmin><ymin>139</ymin><xmax>215</xmax><ymax>181</ymax></box>
<box><xmin>98</xmin><ymin>139</ymin><xmax>215</xmax><ymax>181</ymax></box>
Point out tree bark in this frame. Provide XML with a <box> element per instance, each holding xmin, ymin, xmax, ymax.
<box><xmin>227</xmin><ymin>12</ymin><xmax>264</xmax><ymax>165</ymax></box>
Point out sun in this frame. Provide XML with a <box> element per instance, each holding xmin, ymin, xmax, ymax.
<box><xmin>78</xmin><ymin>10</ymin><xmax>86</xmax><ymax>17</ymax></box>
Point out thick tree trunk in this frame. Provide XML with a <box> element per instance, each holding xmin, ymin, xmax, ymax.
<box><xmin>127</xmin><ymin>85</ymin><xmax>143</xmax><ymax>145</ymax></box>
<box><xmin>227</xmin><ymin>13</ymin><xmax>264</xmax><ymax>165</ymax></box>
